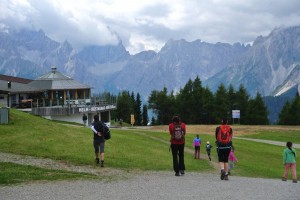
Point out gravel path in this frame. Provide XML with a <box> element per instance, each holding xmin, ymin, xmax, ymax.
<box><xmin>234</xmin><ymin>137</ymin><xmax>300</xmax><ymax>149</ymax></box>
<box><xmin>1</xmin><ymin>137</ymin><xmax>299</xmax><ymax>200</ymax></box>
<box><xmin>1</xmin><ymin>171</ymin><xmax>299</xmax><ymax>200</ymax></box>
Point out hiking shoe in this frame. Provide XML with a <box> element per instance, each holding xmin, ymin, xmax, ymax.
<box><xmin>100</xmin><ymin>161</ymin><xmax>104</xmax><ymax>167</ymax></box>
<box><xmin>224</xmin><ymin>174</ymin><xmax>229</xmax><ymax>180</ymax></box>
<box><xmin>220</xmin><ymin>170</ymin><xmax>225</xmax><ymax>180</ymax></box>
<box><xmin>228</xmin><ymin>171</ymin><xmax>231</xmax><ymax>175</ymax></box>
<box><xmin>282</xmin><ymin>177</ymin><xmax>287</xmax><ymax>181</ymax></box>
<box><xmin>95</xmin><ymin>158</ymin><xmax>100</xmax><ymax>164</ymax></box>
<box><xmin>292</xmin><ymin>179</ymin><xmax>297</xmax><ymax>183</ymax></box>
<box><xmin>180</xmin><ymin>170</ymin><xmax>185</xmax><ymax>175</ymax></box>
<box><xmin>175</xmin><ymin>172</ymin><xmax>180</xmax><ymax>176</ymax></box>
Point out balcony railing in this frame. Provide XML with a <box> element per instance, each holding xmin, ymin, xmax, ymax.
<box><xmin>31</xmin><ymin>103</ymin><xmax>117</xmax><ymax>116</ymax></box>
<box><xmin>30</xmin><ymin>97</ymin><xmax>117</xmax><ymax>116</ymax></box>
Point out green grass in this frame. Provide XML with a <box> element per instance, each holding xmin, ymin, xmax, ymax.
<box><xmin>0</xmin><ymin>109</ymin><xmax>299</xmax><ymax>184</ymax></box>
<box><xmin>230</xmin><ymin>140</ymin><xmax>289</xmax><ymax>178</ymax></box>
<box><xmin>0</xmin><ymin>162</ymin><xmax>96</xmax><ymax>185</ymax></box>
<box><xmin>0</xmin><ymin>109</ymin><xmax>212</xmax><ymax>184</ymax></box>
<box><xmin>239</xmin><ymin>130</ymin><xmax>300</xmax><ymax>144</ymax></box>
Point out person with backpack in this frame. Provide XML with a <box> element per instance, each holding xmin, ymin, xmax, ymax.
<box><xmin>215</xmin><ymin>118</ymin><xmax>233</xmax><ymax>180</ymax></box>
<box><xmin>91</xmin><ymin>114</ymin><xmax>106</xmax><ymax>167</ymax></box>
<box><xmin>206</xmin><ymin>141</ymin><xmax>213</xmax><ymax>161</ymax></box>
<box><xmin>282</xmin><ymin>141</ymin><xmax>297</xmax><ymax>183</ymax></box>
<box><xmin>169</xmin><ymin>115</ymin><xmax>186</xmax><ymax>176</ymax></box>
<box><xmin>193</xmin><ymin>135</ymin><xmax>201</xmax><ymax>159</ymax></box>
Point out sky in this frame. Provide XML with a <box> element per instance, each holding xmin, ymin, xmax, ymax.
<box><xmin>1</xmin><ymin>0</ymin><xmax>300</xmax><ymax>54</ymax></box>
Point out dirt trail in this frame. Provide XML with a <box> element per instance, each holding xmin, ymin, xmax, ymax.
<box><xmin>0</xmin><ymin>152</ymin><xmax>129</xmax><ymax>179</ymax></box>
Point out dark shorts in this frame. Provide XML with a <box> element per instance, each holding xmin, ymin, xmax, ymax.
<box><xmin>194</xmin><ymin>146</ymin><xmax>200</xmax><ymax>151</ymax></box>
<box><xmin>217</xmin><ymin>147</ymin><xmax>231</xmax><ymax>162</ymax></box>
<box><xmin>93</xmin><ymin>140</ymin><xmax>105</xmax><ymax>153</ymax></box>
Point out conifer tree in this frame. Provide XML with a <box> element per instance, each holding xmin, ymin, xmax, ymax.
<box><xmin>116</xmin><ymin>91</ymin><xmax>134</xmax><ymax>123</ymax></box>
<box><xmin>245</xmin><ymin>92</ymin><xmax>269</xmax><ymax>124</ymax></box>
<box><xmin>176</xmin><ymin>79</ymin><xmax>194</xmax><ymax>123</ymax></box>
<box><xmin>202</xmin><ymin>87</ymin><xmax>214</xmax><ymax>124</ymax></box>
<box><xmin>148</xmin><ymin>87</ymin><xmax>174</xmax><ymax>124</ymax></box>
<box><xmin>278</xmin><ymin>101</ymin><xmax>291</xmax><ymax>125</ymax></box>
<box><xmin>213</xmin><ymin>83</ymin><xmax>229</xmax><ymax>122</ymax></box>
<box><xmin>278</xmin><ymin>93</ymin><xmax>300</xmax><ymax>125</ymax></box>
<box><xmin>134</xmin><ymin>93</ymin><xmax>142</xmax><ymax>125</ymax></box>
<box><xmin>142</xmin><ymin>104</ymin><xmax>149</xmax><ymax>126</ymax></box>
<box><xmin>235</xmin><ymin>85</ymin><xmax>250</xmax><ymax>124</ymax></box>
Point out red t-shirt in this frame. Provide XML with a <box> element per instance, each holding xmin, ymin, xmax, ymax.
<box><xmin>169</xmin><ymin>122</ymin><xmax>186</xmax><ymax>144</ymax></box>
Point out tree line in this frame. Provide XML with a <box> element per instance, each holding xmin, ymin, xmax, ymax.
<box><xmin>107</xmin><ymin>76</ymin><xmax>300</xmax><ymax>125</ymax></box>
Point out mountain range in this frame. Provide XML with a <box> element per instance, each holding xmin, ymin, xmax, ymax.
<box><xmin>1</xmin><ymin>24</ymin><xmax>300</xmax><ymax>123</ymax></box>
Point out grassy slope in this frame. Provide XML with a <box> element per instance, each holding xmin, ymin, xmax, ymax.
<box><xmin>0</xmin><ymin>109</ymin><xmax>299</xmax><ymax>181</ymax></box>
<box><xmin>0</xmin><ymin>109</ymin><xmax>212</xmax><ymax>171</ymax></box>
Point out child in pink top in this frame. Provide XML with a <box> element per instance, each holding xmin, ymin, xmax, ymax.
<box><xmin>228</xmin><ymin>146</ymin><xmax>238</xmax><ymax>175</ymax></box>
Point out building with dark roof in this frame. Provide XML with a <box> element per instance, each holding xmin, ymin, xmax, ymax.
<box><xmin>0</xmin><ymin>66</ymin><xmax>116</xmax><ymax>125</ymax></box>
<box><xmin>28</xmin><ymin>66</ymin><xmax>91</xmax><ymax>107</ymax></box>
<box><xmin>0</xmin><ymin>74</ymin><xmax>41</xmax><ymax>107</ymax></box>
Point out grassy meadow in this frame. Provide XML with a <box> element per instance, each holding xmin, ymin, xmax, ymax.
<box><xmin>0</xmin><ymin>109</ymin><xmax>299</xmax><ymax>184</ymax></box>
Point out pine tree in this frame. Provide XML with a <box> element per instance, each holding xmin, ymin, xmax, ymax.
<box><xmin>134</xmin><ymin>93</ymin><xmax>142</xmax><ymax>125</ymax></box>
<box><xmin>142</xmin><ymin>104</ymin><xmax>149</xmax><ymax>126</ymax></box>
<box><xmin>202</xmin><ymin>87</ymin><xmax>214</xmax><ymax>124</ymax></box>
<box><xmin>213</xmin><ymin>83</ymin><xmax>229</xmax><ymax>122</ymax></box>
<box><xmin>148</xmin><ymin>87</ymin><xmax>174</xmax><ymax>124</ymax></box>
<box><xmin>176</xmin><ymin>79</ymin><xmax>194</xmax><ymax>123</ymax></box>
<box><xmin>115</xmin><ymin>91</ymin><xmax>134</xmax><ymax>124</ymax></box>
<box><xmin>246</xmin><ymin>92</ymin><xmax>269</xmax><ymax>124</ymax></box>
<box><xmin>235</xmin><ymin>85</ymin><xmax>250</xmax><ymax>124</ymax></box>
<box><xmin>279</xmin><ymin>93</ymin><xmax>300</xmax><ymax>125</ymax></box>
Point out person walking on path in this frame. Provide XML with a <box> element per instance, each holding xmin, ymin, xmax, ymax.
<box><xmin>282</xmin><ymin>141</ymin><xmax>297</xmax><ymax>183</ymax></box>
<box><xmin>193</xmin><ymin>135</ymin><xmax>201</xmax><ymax>159</ymax></box>
<box><xmin>215</xmin><ymin>118</ymin><xmax>233</xmax><ymax>181</ymax></box>
<box><xmin>91</xmin><ymin>114</ymin><xmax>105</xmax><ymax>167</ymax></box>
<box><xmin>206</xmin><ymin>141</ymin><xmax>213</xmax><ymax>161</ymax></box>
<box><xmin>169</xmin><ymin>115</ymin><xmax>186</xmax><ymax>176</ymax></box>
<box><xmin>228</xmin><ymin>146</ymin><xmax>238</xmax><ymax>175</ymax></box>
<box><xmin>82</xmin><ymin>113</ymin><xmax>87</xmax><ymax>127</ymax></box>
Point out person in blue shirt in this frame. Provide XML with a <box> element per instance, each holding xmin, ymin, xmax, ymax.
<box><xmin>193</xmin><ymin>135</ymin><xmax>201</xmax><ymax>159</ymax></box>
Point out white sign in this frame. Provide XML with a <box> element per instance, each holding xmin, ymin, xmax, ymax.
<box><xmin>232</xmin><ymin>110</ymin><xmax>240</xmax><ymax>119</ymax></box>
<box><xmin>79</xmin><ymin>105</ymin><xmax>117</xmax><ymax>113</ymax></box>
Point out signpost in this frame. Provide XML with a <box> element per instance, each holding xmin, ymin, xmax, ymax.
<box><xmin>131</xmin><ymin>114</ymin><xmax>135</xmax><ymax>126</ymax></box>
<box><xmin>232</xmin><ymin>110</ymin><xmax>240</xmax><ymax>124</ymax></box>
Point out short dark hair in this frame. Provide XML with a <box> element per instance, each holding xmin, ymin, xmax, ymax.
<box><xmin>93</xmin><ymin>114</ymin><xmax>99</xmax><ymax>122</ymax></box>
<box><xmin>286</xmin><ymin>141</ymin><xmax>293</xmax><ymax>148</ymax></box>
<box><xmin>172</xmin><ymin>115</ymin><xmax>180</xmax><ymax>123</ymax></box>
<box><xmin>221</xmin><ymin>118</ymin><xmax>228</xmax><ymax>124</ymax></box>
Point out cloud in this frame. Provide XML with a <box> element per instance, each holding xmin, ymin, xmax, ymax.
<box><xmin>1</xmin><ymin>0</ymin><xmax>300</xmax><ymax>54</ymax></box>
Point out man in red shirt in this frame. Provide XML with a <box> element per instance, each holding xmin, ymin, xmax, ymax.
<box><xmin>169</xmin><ymin>115</ymin><xmax>186</xmax><ymax>176</ymax></box>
